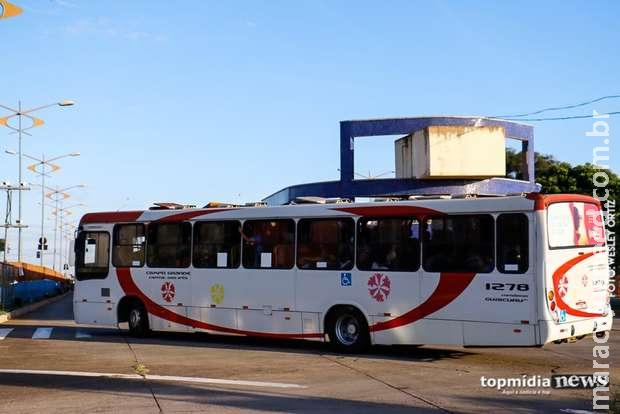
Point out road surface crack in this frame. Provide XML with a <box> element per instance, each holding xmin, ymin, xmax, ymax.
<box><xmin>121</xmin><ymin>331</ymin><xmax>163</xmax><ymax>413</ymax></box>
<box><xmin>320</xmin><ymin>354</ymin><xmax>453</xmax><ymax>413</ymax></box>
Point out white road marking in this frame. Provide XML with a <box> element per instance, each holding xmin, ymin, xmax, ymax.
<box><xmin>0</xmin><ymin>328</ymin><xmax>13</xmax><ymax>340</ymax></box>
<box><xmin>0</xmin><ymin>369</ymin><xmax>306</xmax><ymax>389</ymax></box>
<box><xmin>75</xmin><ymin>330</ymin><xmax>92</xmax><ymax>339</ymax></box>
<box><xmin>146</xmin><ymin>374</ymin><xmax>306</xmax><ymax>389</ymax></box>
<box><xmin>32</xmin><ymin>328</ymin><xmax>53</xmax><ymax>339</ymax></box>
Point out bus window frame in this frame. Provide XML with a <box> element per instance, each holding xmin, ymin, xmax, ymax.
<box><xmin>546</xmin><ymin>201</ymin><xmax>607</xmax><ymax>250</ymax></box>
<box><xmin>146</xmin><ymin>221</ymin><xmax>193</xmax><ymax>269</ymax></box>
<box><xmin>422</xmin><ymin>213</ymin><xmax>495</xmax><ymax>274</ymax></box>
<box><xmin>75</xmin><ymin>230</ymin><xmax>111</xmax><ymax>280</ymax></box>
<box><xmin>112</xmin><ymin>223</ymin><xmax>146</xmax><ymax>268</ymax></box>
<box><xmin>241</xmin><ymin>218</ymin><xmax>296</xmax><ymax>270</ymax></box>
<box><xmin>356</xmin><ymin>216</ymin><xmax>421</xmax><ymax>272</ymax></box>
<box><xmin>192</xmin><ymin>219</ymin><xmax>242</xmax><ymax>269</ymax></box>
<box><xmin>496</xmin><ymin>213</ymin><xmax>529</xmax><ymax>274</ymax></box>
<box><xmin>296</xmin><ymin>216</ymin><xmax>355</xmax><ymax>271</ymax></box>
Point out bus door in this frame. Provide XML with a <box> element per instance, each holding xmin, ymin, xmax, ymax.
<box><xmin>74</xmin><ymin>229</ymin><xmax>116</xmax><ymax>325</ymax></box>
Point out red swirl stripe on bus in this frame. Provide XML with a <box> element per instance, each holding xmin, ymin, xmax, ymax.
<box><xmin>118</xmin><ymin>267</ymin><xmax>477</xmax><ymax>338</ymax></box>
<box><xmin>116</xmin><ymin>267</ymin><xmax>323</xmax><ymax>339</ymax></box>
<box><xmin>552</xmin><ymin>251</ymin><xmax>605</xmax><ymax>318</ymax></box>
<box><xmin>81</xmin><ymin>208</ymin><xmax>238</xmax><ymax>225</ymax></box>
<box><xmin>369</xmin><ymin>272</ymin><xmax>476</xmax><ymax>332</ymax></box>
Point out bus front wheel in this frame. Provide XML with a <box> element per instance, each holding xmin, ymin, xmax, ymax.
<box><xmin>128</xmin><ymin>301</ymin><xmax>150</xmax><ymax>337</ymax></box>
<box><xmin>326</xmin><ymin>306</ymin><xmax>369</xmax><ymax>353</ymax></box>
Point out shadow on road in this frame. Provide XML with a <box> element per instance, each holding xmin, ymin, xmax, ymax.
<box><xmin>4</xmin><ymin>293</ymin><xmax>475</xmax><ymax>363</ymax></box>
<box><xmin>0</xmin><ymin>322</ymin><xmax>473</xmax><ymax>363</ymax></box>
<box><xmin>0</xmin><ymin>372</ymin><xmax>442</xmax><ymax>413</ymax></box>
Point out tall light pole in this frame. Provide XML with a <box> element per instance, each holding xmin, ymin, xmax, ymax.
<box><xmin>52</xmin><ymin>204</ymin><xmax>84</xmax><ymax>274</ymax></box>
<box><xmin>46</xmin><ymin>186</ymin><xmax>84</xmax><ymax>272</ymax></box>
<box><xmin>60</xmin><ymin>222</ymin><xmax>77</xmax><ymax>276</ymax></box>
<box><xmin>0</xmin><ymin>100</ymin><xmax>75</xmax><ymax>263</ymax></box>
<box><xmin>5</xmin><ymin>150</ymin><xmax>80</xmax><ymax>267</ymax></box>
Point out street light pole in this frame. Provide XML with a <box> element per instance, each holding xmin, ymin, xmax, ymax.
<box><xmin>52</xmin><ymin>203</ymin><xmax>84</xmax><ymax>272</ymax></box>
<box><xmin>6</xmin><ymin>150</ymin><xmax>80</xmax><ymax>267</ymax></box>
<box><xmin>46</xmin><ymin>185</ymin><xmax>84</xmax><ymax>272</ymax></box>
<box><xmin>17</xmin><ymin>101</ymin><xmax>22</xmax><ymax>263</ymax></box>
<box><xmin>40</xmin><ymin>154</ymin><xmax>45</xmax><ymax>266</ymax></box>
<box><xmin>0</xmin><ymin>99</ymin><xmax>75</xmax><ymax>263</ymax></box>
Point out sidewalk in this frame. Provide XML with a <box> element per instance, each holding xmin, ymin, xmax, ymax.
<box><xmin>0</xmin><ymin>292</ymin><xmax>71</xmax><ymax>324</ymax></box>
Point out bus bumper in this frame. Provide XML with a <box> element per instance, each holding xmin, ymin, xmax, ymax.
<box><xmin>539</xmin><ymin>313</ymin><xmax>614</xmax><ymax>344</ymax></box>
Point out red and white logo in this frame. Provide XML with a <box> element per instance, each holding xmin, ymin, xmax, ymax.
<box><xmin>558</xmin><ymin>275</ymin><xmax>569</xmax><ymax>298</ymax></box>
<box><xmin>161</xmin><ymin>282</ymin><xmax>175</xmax><ymax>303</ymax></box>
<box><xmin>368</xmin><ymin>273</ymin><xmax>391</xmax><ymax>302</ymax></box>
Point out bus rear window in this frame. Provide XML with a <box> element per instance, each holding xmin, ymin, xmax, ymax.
<box><xmin>547</xmin><ymin>202</ymin><xmax>605</xmax><ymax>248</ymax></box>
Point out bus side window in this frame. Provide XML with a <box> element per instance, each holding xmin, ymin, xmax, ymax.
<box><xmin>241</xmin><ymin>219</ymin><xmax>294</xmax><ymax>269</ymax></box>
<box><xmin>112</xmin><ymin>224</ymin><xmax>146</xmax><ymax>267</ymax></box>
<box><xmin>497</xmin><ymin>213</ymin><xmax>529</xmax><ymax>274</ymax></box>
<box><xmin>423</xmin><ymin>215</ymin><xmax>494</xmax><ymax>273</ymax></box>
<box><xmin>297</xmin><ymin>218</ymin><xmax>354</xmax><ymax>270</ymax></box>
<box><xmin>193</xmin><ymin>221</ymin><xmax>241</xmax><ymax>269</ymax></box>
<box><xmin>146</xmin><ymin>222</ymin><xmax>192</xmax><ymax>268</ymax></box>
<box><xmin>357</xmin><ymin>217</ymin><xmax>420</xmax><ymax>271</ymax></box>
<box><xmin>76</xmin><ymin>231</ymin><xmax>110</xmax><ymax>280</ymax></box>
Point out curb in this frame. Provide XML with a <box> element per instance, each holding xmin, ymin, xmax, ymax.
<box><xmin>0</xmin><ymin>292</ymin><xmax>71</xmax><ymax>324</ymax></box>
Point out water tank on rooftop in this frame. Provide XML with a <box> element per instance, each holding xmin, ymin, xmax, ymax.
<box><xmin>395</xmin><ymin>125</ymin><xmax>507</xmax><ymax>179</ymax></box>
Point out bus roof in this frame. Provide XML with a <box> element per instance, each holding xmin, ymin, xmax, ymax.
<box><xmin>79</xmin><ymin>193</ymin><xmax>601</xmax><ymax>226</ymax></box>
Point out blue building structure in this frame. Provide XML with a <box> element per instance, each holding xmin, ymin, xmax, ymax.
<box><xmin>263</xmin><ymin>116</ymin><xmax>540</xmax><ymax>205</ymax></box>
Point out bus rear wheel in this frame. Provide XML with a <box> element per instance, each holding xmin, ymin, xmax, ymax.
<box><xmin>128</xmin><ymin>301</ymin><xmax>150</xmax><ymax>337</ymax></box>
<box><xmin>327</xmin><ymin>306</ymin><xmax>369</xmax><ymax>353</ymax></box>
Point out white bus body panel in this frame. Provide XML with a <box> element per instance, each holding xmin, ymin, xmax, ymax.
<box><xmin>73</xmin><ymin>196</ymin><xmax>613</xmax><ymax>347</ymax></box>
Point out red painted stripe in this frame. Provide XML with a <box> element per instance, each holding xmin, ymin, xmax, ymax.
<box><xmin>526</xmin><ymin>193</ymin><xmax>602</xmax><ymax>211</ymax></box>
<box><xmin>552</xmin><ymin>252</ymin><xmax>604</xmax><ymax>318</ymax></box>
<box><xmin>80</xmin><ymin>211</ymin><xmax>143</xmax><ymax>224</ymax></box>
<box><xmin>80</xmin><ymin>208</ymin><xmax>238</xmax><ymax>226</ymax></box>
<box><xmin>116</xmin><ymin>268</ymin><xmax>323</xmax><ymax>339</ymax></box>
<box><xmin>332</xmin><ymin>205</ymin><xmax>443</xmax><ymax>217</ymax></box>
<box><xmin>369</xmin><ymin>272</ymin><xmax>476</xmax><ymax>332</ymax></box>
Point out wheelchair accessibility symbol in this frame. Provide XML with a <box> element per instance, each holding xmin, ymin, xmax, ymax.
<box><xmin>340</xmin><ymin>272</ymin><xmax>352</xmax><ymax>287</ymax></box>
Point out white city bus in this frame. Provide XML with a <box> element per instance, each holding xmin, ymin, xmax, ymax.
<box><xmin>73</xmin><ymin>193</ymin><xmax>613</xmax><ymax>351</ymax></box>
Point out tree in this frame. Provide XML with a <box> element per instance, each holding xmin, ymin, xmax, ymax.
<box><xmin>507</xmin><ymin>149</ymin><xmax>618</xmax><ymax>274</ymax></box>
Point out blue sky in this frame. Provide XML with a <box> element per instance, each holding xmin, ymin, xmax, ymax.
<box><xmin>0</xmin><ymin>0</ymin><xmax>618</xmax><ymax>265</ymax></box>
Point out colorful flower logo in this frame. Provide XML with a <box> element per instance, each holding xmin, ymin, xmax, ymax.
<box><xmin>161</xmin><ymin>281</ymin><xmax>175</xmax><ymax>303</ymax></box>
<box><xmin>211</xmin><ymin>283</ymin><xmax>225</xmax><ymax>305</ymax></box>
<box><xmin>368</xmin><ymin>273</ymin><xmax>391</xmax><ymax>302</ymax></box>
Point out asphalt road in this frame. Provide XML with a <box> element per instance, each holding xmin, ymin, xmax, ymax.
<box><xmin>0</xmin><ymin>294</ymin><xmax>618</xmax><ymax>413</ymax></box>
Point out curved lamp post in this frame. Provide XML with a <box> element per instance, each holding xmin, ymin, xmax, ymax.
<box><xmin>0</xmin><ymin>100</ymin><xmax>75</xmax><ymax>262</ymax></box>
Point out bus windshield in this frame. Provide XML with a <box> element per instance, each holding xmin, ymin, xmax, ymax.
<box><xmin>547</xmin><ymin>201</ymin><xmax>605</xmax><ymax>248</ymax></box>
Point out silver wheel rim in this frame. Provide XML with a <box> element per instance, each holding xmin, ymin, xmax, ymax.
<box><xmin>129</xmin><ymin>308</ymin><xmax>141</xmax><ymax>328</ymax></box>
<box><xmin>335</xmin><ymin>314</ymin><xmax>360</xmax><ymax>346</ymax></box>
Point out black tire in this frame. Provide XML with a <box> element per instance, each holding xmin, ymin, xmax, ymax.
<box><xmin>128</xmin><ymin>301</ymin><xmax>150</xmax><ymax>337</ymax></box>
<box><xmin>326</xmin><ymin>306</ymin><xmax>370</xmax><ymax>353</ymax></box>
